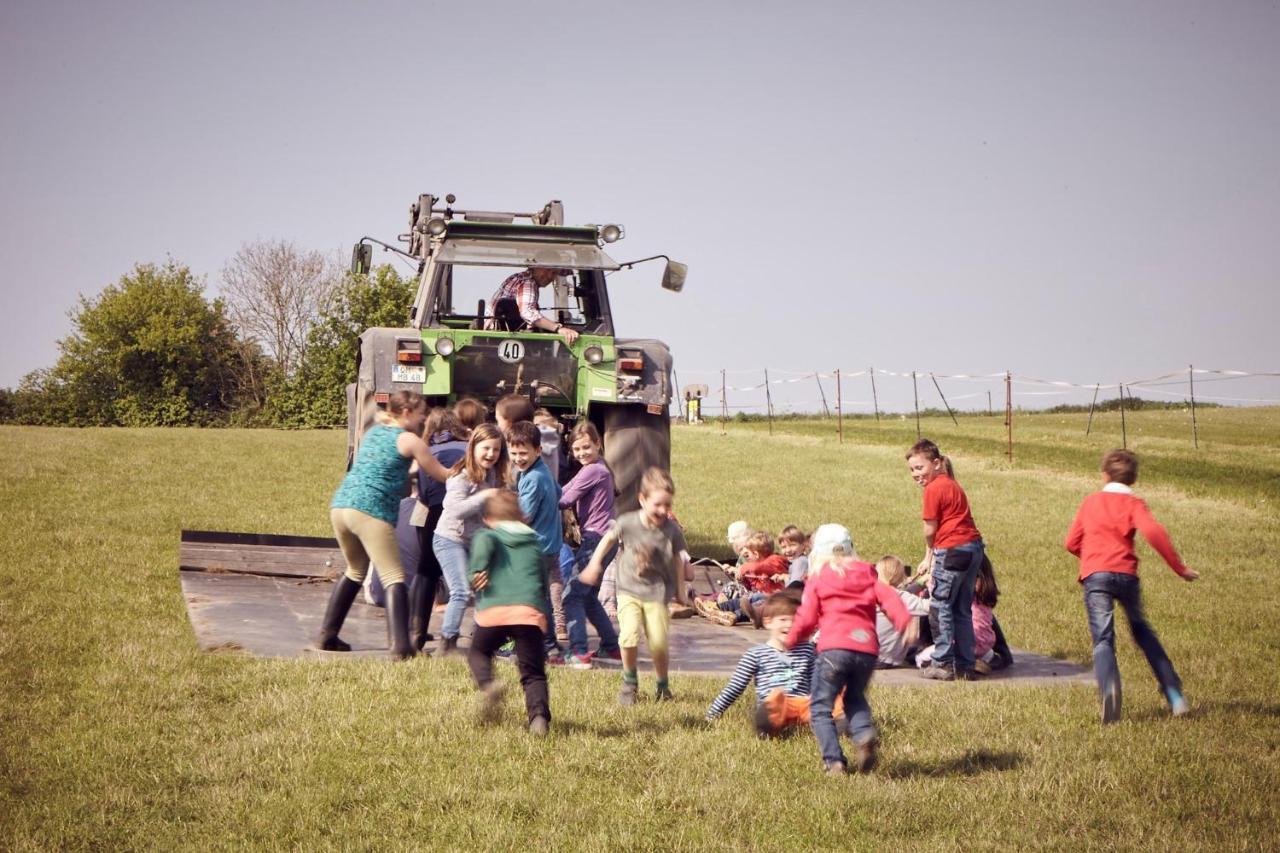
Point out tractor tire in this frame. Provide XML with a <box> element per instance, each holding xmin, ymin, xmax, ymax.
<box><xmin>601</xmin><ymin>404</ymin><xmax>671</xmax><ymax>514</ymax></box>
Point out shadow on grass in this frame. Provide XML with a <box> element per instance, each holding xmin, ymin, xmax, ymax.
<box><xmin>1126</xmin><ymin>699</ymin><xmax>1280</xmax><ymax>723</ymax></box>
<box><xmin>882</xmin><ymin>749</ymin><xmax>1024</xmax><ymax>779</ymax></box>
<box><xmin>553</xmin><ymin>711</ymin><xmax>711</xmax><ymax>739</ymax></box>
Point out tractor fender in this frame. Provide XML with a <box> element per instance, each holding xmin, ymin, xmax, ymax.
<box><xmin>613</xmin><ymin>337</ymin><xmax>674</xmax><ymax>408</ymax></box>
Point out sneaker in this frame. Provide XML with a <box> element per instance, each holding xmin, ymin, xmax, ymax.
<box><xmin>741</xmin><ymin>597</ymin><xmax>764</xmax><ymax>630</ymax></box>
<box><xmin>852</xmin><ymin>735</ymin><xmax>879</xmax><ymax>774</ymax></box>
<box><xmin>528</xmin><ymin>715</ymin><xmax>549</xmax><ymax>737</ymax></box>
<box><xmin>669</xmin><ymin>602</ymin><xmax>695</xmax><ymax>619</ymax></box>
<box><xmin>655</xmin><ymin>685</ymin><xmax>675</xmax><ymax>702</ymax></box>
<box><xmin>566</xmin><ymin>652</ymin><xmax>594</xmax><ymax>670</ymax></box>
<box><xmin>955</xmin><ymin>668</ymin><xmax>980</xmax><ymax>681</ymax></box>
<box><xmin>920</xmin><ymin>664</ymin><xmax>955</xmax><ymax>681</ymax></box>
<box><xmin>1101</xmin><ymin>680</ymin><xmax>1122</xmax><ymax>724</ymax></box>
<box><xmin>973</xmin><ymin>659</ymin><xmax>993</xmax><ymax>675</ymax></box>
<box><xmin>823</xmin><ymin>760</ymin><xmax>847</xmax><ymax>777</ymax></box>
<box><xmin>618</xmin><ymin>681</ymin><xmax>639</xmax><ymax>706</ymax></box>
<box><xmin>476</xmin><ymin>682</ymin><xmax>506</xmax><ymax>725</ymax></box>
<box><xmin>594</xmin><ymin>647</ymin><xmax>623</xmax><ymax>663</ymax></box>
<box><xmin>495</xmin><ymin>640</ymin><xmax>515</xmax><ymax>660</ymax></box>
<box><xmin>1166</xmin><ymin>687</ymin><xmax>1189</xmax><ymax>718</ymax></box>
<box><xmin>545</xmin><ymin>649</ymin><xmax>566</xmax><ymax>667</ymax></box>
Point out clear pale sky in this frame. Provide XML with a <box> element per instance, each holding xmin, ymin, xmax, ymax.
<box><xmin>2</xmin><ymin>0</ymin><xmax>1277</xmax><ymax>413</ymax></box>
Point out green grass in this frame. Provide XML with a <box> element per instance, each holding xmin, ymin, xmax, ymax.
<box><xmin>2</xmin><ymin>414</ymin><xmax>1278</xmax><ymax>850</ymax></box>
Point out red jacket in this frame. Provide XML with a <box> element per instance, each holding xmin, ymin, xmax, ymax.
<box><xmin>1064</xmin><ymin>484</ymin><xmax>1191</xmax><ymax>582</ymax></box>
<box><xmin>738</xmin><ymin>553</ymin><xmax>790</xmax><ymax>595</ymax></box>
<box><xmin>785</xmin><ymin>558</ymin><xmax>911</xmax><ymax>656</ymax></box>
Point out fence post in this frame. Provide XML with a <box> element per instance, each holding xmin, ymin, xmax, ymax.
<box><xmin>764</xmin><ymin>368</ymin><xmax>774</xmax><ymax>435</ymax></box>
<box><xmin>1086</xmin><ymin>383</ymin><xmax>1100</xmax><ymax>435</ymax></box>
<box><xmin>673</xmin><ymin>368</ymin><xmax>683</xmax><ymax>423</ymax></box>
<box><xmin>912</xmin><ymin>371</ymin><xmax>921</xmax><ymax>439</ymax></box>
<box><xmin>1004</xmin><ymin>371</ymin><xmax>1013</xmax><ymax>463</ymax></box>
<box><xmin>720</xmin><ymin>368</ymin><xmax>727</xmax><ymax>435</ymax></box>
<box><xmin>870</xmin><ymin>367</ymin><xmax>880</xmax><ymax>423</ymax></box>
<box><xmin>1189</xmin><ymin>364</ymin><xmax>1199</xmax><ymax>449</ymax></box>
<box><xmin>1119</xmin><ymin>383</ymin><xmax>1128</xmax><ymax>449</ymax></box>
<box><xmin>815</xmin><ymin>372</ymin><xmax>831</xmax><ymax>418</ymax></box>
<box><xmin>835</xmin><ymin>368</ymin><xmax>843</xmax><ymax>444</ymax></box>
<box><xmin>987</xmin><ymin>390</ymin><xmax>992</xmax><ymax>417</ymax></box>
<box><xmin>930</xmin><ymin>373</ymin><xmax>958</xmax><ymax>426</ymax></box>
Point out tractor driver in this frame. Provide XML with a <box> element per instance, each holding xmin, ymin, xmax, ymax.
<box><xmin>486</xmin><ymin>267</ymin><xmax>580</xmax><ymax>345</ymax></box>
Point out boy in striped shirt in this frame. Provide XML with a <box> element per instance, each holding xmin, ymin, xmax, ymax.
<box><xmin>706</xmin><ymin>592</ymin><xmax>841</xmax><ymax>737</ymax></box>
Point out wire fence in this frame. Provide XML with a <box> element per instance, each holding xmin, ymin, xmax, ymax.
<box><xmin>670</xmin><ymin>364</ymin><xmax>1280</xmax><ymax>456</ymax></box>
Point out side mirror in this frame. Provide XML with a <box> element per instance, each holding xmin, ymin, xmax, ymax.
<box><xmin>660</xmin><ymin>260</ymin><xmax>688</xmax><ymax>293</ymax></box>
<box><xmin>351</xmin><ymin>243</ymin><xmax>373</xmax><ymax>276</ymax></box>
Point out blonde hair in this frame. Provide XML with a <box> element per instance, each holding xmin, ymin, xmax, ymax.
<box><xmin>639</xmin><ymin>467</ymin><xmax>675</xmax><ymax>497</ymax></box>
<box><xmin>875</xmin><ymin>555</ymin><xmax>908</xmax><ymax>588</ymax></box>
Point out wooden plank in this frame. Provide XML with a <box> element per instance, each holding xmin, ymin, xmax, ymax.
<box><xmin>179</xmin><ymin>530</ymin><xmax>343</xmax><ymax>579</ymax></box>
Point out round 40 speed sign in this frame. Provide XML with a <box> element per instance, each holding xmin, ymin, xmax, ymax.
<box><xmin>497</xmin><ymin>339</ymin><xmax>525</xmax><ymax>364</ymax></box>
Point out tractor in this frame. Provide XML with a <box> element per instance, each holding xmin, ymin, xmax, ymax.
<box><xmin>347</xmin><ymin>193</ymin><xmax>687</xmax><ymax>510</ymax></box>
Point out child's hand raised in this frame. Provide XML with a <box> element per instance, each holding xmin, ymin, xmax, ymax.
<box><xmin>471</xmin><ymin>571</ymin><xmax>490</xmax><ymax>592</ymax></box>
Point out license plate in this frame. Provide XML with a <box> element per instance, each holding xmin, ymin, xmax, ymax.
<box><xmin>391</xmin><ymin>365</ymin><xmax>426</xmax><ymax>384</ymax></box>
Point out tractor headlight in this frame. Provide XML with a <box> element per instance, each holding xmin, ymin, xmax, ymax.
<box><xmin>427</xmin><ymin>217</ymin><xmax>448</xmax><ymax>237</ymax></box>
<box><xmin>599</xmin><ymin>224</ymin><xmax>624</xmax><ymax>243</ymax></box>
<box><xmin>435</xmin><ymin>337</ymin><xmax>456</xmax><ymax>357</ymax></box>
<box><xmin>583</xmin><ymin>345</ymin><xmax>604</xmax><ymax>365</ymax></box>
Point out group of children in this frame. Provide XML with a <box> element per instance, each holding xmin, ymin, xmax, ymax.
<box><xmin>324</xmin><ymin>396</ymin><xmax>1200</xmax><ymax>772</ymax></box>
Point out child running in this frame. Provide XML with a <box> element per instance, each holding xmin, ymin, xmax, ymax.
<box><xmin>579</xmin><ymin>467</ymin><xmax>690</xmax><ymax>704</ymax></box>
<box><xmin>906</xmin><ymin>439</ymin><xmax>985</xmax><ymax>681</ymax></box>
<box><xmin>707</xmin><ymin>592</ymin><xmax>837</xmax><ymax>738</ymax></box>
<box><xmin>557</xmin><ymin>423</ymin><xmax>622</xmax><ymax>668</ymax></box>
<box><xmin>786</xmin><ymin>524</ymin><xmax>914</xmax><ymax>776</ymax></box>
<box><xmin>467</xmin><ymin>490</ymin><xmax>552</xmax><ymax>737</ymax></box>
<box><xmin>1065</xmin><ymin>449</ymin><xmax>1199</xmax><ymax>724</ymax></box>
<box><xmin>432</xmin><ymin>423</ymin><xmax>509</xmax><ymax>656</ymax></box>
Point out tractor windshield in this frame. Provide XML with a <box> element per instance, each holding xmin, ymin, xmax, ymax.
<box><xmin>427</xmin><ymin>263</ymin><xmax>615</xmax><ymax>336</ymax></box>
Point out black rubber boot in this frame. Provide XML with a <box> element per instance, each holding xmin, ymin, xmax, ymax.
<box><xmin>409</xmin><ymin>574</ymin><xmax>433</xmax><ymax>652</ymax></box>
<box><xmin>385</xmin><ymin>582</ymin><xmax>416</xmax><ymax>661</ymax></box>
<box><xmin>318</xmin><ymin>576</ymin><xmax>361</xmax><ymax>651</ymax></box>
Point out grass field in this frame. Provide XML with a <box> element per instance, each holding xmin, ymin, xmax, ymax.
<box><xmin>2</xmin><ymin>410</ymin><xmax>1278</xmax><ymax>850</ymax></box>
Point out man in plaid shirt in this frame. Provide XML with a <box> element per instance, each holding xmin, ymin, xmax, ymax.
<box><xmin>486</xmin><ymin>267</ymin><xmax>579</xmax><ymax>344</ymax></box>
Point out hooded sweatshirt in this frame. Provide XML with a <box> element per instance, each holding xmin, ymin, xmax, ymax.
<box><xmin>786</xmin><ymin>558</ymin><xmax>912</xmax><ymax>656</ymax></box>
<box><xmin>468</xmin><ymin>522</ymin><xmax>548</xmax><ymax>629</ymax></box>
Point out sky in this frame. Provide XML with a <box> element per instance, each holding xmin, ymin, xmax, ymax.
<box><xmin>2</xmin><ymin>0</ymin><xmax>1277</xmax><ymax>414</ymax></box>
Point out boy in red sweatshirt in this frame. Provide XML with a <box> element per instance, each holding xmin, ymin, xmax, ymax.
<box><xmin>786</xmin><ymin>524</ymin><xmax>914</xmax><ymax>777</ymax></box>
<box><xmin>1065</xmin><ymin>449</ymin><xmax>1199</xmax><ymax>724</ymax></box>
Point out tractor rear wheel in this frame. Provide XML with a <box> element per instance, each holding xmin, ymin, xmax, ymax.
<box><xmin>600</xmin><ymin>405</ymin><xmax>671</xmax><ymax>514</ymax></box>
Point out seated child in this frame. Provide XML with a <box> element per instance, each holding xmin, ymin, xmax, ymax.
<box><xmin>726</xmin><ymin>520</ymin><xmax>753</xmax><ymax>567</ymax></box>
<box><xmin>874</xmin><ymin>556</ymin><xmax>931</xmax><ymax>668</ymax></box>
<box><xmin>779</xmin><ymin>525</ymin><xmax>810</xmax><ymax>589</ymax></box>
<box><xmin>972</xmin><ymin>556</ymin><xmax>1013</xmax><ymax>673</ymax></box>
<box><xmin>467</xmin><ymin>490</ymin><xmax>552</xmax><ymax>737</ymax></box>
<box><xmin>706</xmin><ymin>592</ymin><xmax>844</xmax><ymax>737</ymax></box>
<box><xmin>697</xmin><ymin>531</ymin><xmax>790</xmax><ymax>628</ymax></box>
<box><xmin>786</xmin><ymin>524</ymin><xmax>915</xmax><ymax>776</ymax></box>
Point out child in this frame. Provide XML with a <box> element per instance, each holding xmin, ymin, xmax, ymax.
<box><xmin>779</xmin><ymin>525</ymin><xmax>810</xmax><ymax>588</ymax></box>
<box><xmin>496</xmin><ymin>394</ymin><xmax>567</xmax><ymax>641</ymax></box>
<box><xmin>452</xmin><ymin>397</ymin><xmax>487</xmax><ymax>438</ymax></box>
<box><xmin>1065</xmin><ymin>449</ymin><xmax>1199</xmax><ymax>723</ymax></box>
<box><xmin>906</xmin><ymin>439</ymin><xmax>985</xmax><ymax>681</ymax></box>
<box><xmin>432</xmin><ymin>422</ymin><xmax>509</xmax><ymax>656</ymax></box>
<box><xmin>786</xmin><ymin>524</ymin><xmax>914</xmax><ymax>776</ymax></box>
<box><xmin>320</xmin><ymin>390</ymin><xmax>451</xmax><ymax>659</ymax></box>
<box><xmin>505</xmin><ymin>420</ymin><xmax>566</xmax><ymax>663</ymax></box>
<box><xmin>697</xmin><ymin>531</ymin><xmax>789</xmax><ymax>628</ymax></box>
<box><xmin>408</xmin><ymin>408</ymin><xmax>469</xmax><ymax>651</ymax></box>
<box><xmin>557</xmin><ymin>422</ymin><xmax>622</xmax><ymax>668</ymax></box>
<box><xmin>467</xmin><ymin>490</ymin><xmax>552</xmax><ymax>737</ymax></box>
<box><xmin>726</xmin><ymin>521</ymin><xmax>753</xmax><ymax>566</ymax></box>
<box><xmin>579</xmin><ymin>467</ymin><xmax>690</xmax><ymax>704</ymax></box>
<box><xmin>873</xmin><ymin>556</ymin><xmax>931</xmax><ymax>668</ymax></box>
<box><xmin>707</xmin><ymin>592</ymin><xmax>832</xmax><ymax>738</ymax></box>
<box><xmin>971</xmin><ymin>556</ymin><xmax>1014</xmax><ymax>673</ymax></box>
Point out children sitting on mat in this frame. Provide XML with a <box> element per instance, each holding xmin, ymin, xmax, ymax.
<box><xmin>706</xmin><ymin>591</ymin><xmax>844</xmax><ymax>737</ymax></box>
<box><xmin>779</xmin><ymin>525</ymin><xmax>810</xmax><ymax>589</ymax></box>
<box><xmin>873</xmin><ymin>556</ymin><xmax>931</xmax><ymax>668</ymax></box>
<box><xmin>696</xmin><ymin>531</ymin><xmax>789</xmax><ymax>628</ymax></box>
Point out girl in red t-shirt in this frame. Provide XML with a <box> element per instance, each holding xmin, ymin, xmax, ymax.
<box><xmin>906</xmin><ymin>439</ymin><xmax>986</xmax><ymax>681</ymax></box>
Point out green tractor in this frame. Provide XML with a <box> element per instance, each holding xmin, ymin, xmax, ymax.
<box><xmin>347</xmin><ymin>194</ymin><xmax>687</xmax><ymax>511</ymax></box>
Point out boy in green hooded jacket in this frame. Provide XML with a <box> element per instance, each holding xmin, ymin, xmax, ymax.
<box><xmin>468</xmin><ymin>490</ymin><xmax>552</xmax><ymax>736</ymax></box>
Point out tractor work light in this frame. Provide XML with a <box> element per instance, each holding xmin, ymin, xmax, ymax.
<box><xmin>583</xmin><ymin>345</ymin><xmax>604</xmax><ymax>365</ymax></box>
<box><xmin>427</xmin><ymin>217</ymin><xmax>448</xmax><ymax>237</ymax></box>
<box><xmin>434</xmin><ymin>337</ymin><xmax>456</xmax><ymax>357</ymax></box>
<box><xmin>599</xmin><ymin>224</ymin><xmax>624</xmax><ymax>243</ymax></box>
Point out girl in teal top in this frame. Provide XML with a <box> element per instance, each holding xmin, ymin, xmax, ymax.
<box><xmin>318</xmin><ymin>390</ymin><xmax>452</xmax><ymax>659</ymax></box>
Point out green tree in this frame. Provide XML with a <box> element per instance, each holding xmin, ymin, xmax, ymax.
<box><xmin>49</xmin><ymin>261</ymin><xmax>245</xmax><ymax>426</ymax></box>
<box><xmin>273</xmin><ymin>264</ymin><xmax>415</xmax><ymax>427</ymax></box>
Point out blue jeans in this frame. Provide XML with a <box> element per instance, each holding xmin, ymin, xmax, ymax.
<box><xmin>1083</xmin><ymin>572</ymin><xmax>1181</xmax><ymax>702</ymax></box>
<box><xmin>563</xmin><ymin>532</ymin><xmax>620</xmax><ymax>656</ymax></box>
<box><xmin>930</xmin><ymin>539</ymin><xmax>984</xmax><ymax>672</ymax></box>
<box><xmin>432</xmin><ymin>534</ymin><xmax>471</xmax><ymax>641</ymax></box>
<box><xmin>810</xmin><ymin>649</ymin><xmax>877</xmax><ymax>765</ymax></box>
